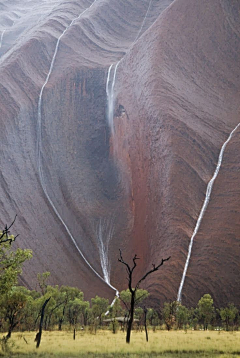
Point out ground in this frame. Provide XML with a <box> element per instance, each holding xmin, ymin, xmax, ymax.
<box><xmin>1</xmin><ymin>330</ymin><xmax>240</xmax><ymax>357</ymax></box>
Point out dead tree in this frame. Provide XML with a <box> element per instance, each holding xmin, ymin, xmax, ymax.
<box><xmin>118</xmin><ymin>249</ymin><xmax>170</xmax><ymax>344</ymax></box>
<box><xmin>0</xmin><ymin>215</ymin><xmax>18</xmax><ymax>246</ymax></box>
<box><xmin>35</xmin><ymin>297</ymin><xmax>51</xmax><ymax>348</ymax></box>
<box><xmin>144</xmin><ymin>306</ymin><xmax>148</xmax><ymax>342</ymax></box>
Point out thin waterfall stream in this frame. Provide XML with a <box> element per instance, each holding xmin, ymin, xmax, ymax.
<box><xmin>101</xmin><ymin>0</ymin><xmax>154</xmax><ymax>288</ymax></box>
<box><xmin>177</xmin><ymin>122</ymin><xmax>240</xmax><ymax>302</ymax></box>
<box><xmin>37</xmin><ymin>0</ymin><xmax>118</xmax><ymax>296</ymax></box>
<box><xmin>96</xmin><ymin>218</ymin><xmax>114</xmax><ymax>285</ymax></box>
<box><xmin>106</xmin><ymin>0</ymin><xmax>153</xmax><ymax>135</ymax></box>
<box><xmin>0</xmin><ymin>30</ymin><xmax>6</xmax><ymax>50</ymax></box>
<box><xmin>105</xmin><ymin>0</ymin><xmax>240</xmax><ymax>304</ymax></box>
<box><xmin>106</xmin><ymin>63</ymin><xmax>119</xmax><ymax>133</ymax></box>
<box><xmin>37</xmin><ymin>0</ymin><xmax>159</xmax><ymax>305</ymax></box>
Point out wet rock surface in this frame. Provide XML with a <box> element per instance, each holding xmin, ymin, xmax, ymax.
<box><xmin>0</xmin><ymin>0</ymin><xmax>239</xmax><ymax>306</ymax></box>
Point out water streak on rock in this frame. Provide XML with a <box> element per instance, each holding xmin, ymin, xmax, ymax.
<box><xmin>0</xmin><ymin>30</ymin><xmax>6</xmax><ymax>50</ymax></box>
<box><xmin>37</xmin><ymin>0</ymin><xmax>118</xmax><ymax>293</ymax></box>
<box><xmin>177</xmin><ymin>122</ymin><xmax>240</xmax><ymax>302</ymax></box>
<box><xmin>96</xmin><ymin>218</ymin><xmax>114</xmax><ymax>285</ymax></box>
<box><xmin>106</xmin><ymin>0</ymin><xmax>153</xmax><ymax>135</ymax></box>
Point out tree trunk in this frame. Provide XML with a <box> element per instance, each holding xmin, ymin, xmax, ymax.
<box><xmin>144</xmin><ymin>307</ymin><xmax>148</xmax><ymax>342</ymax></box>
<box><xmin>6</xmin><ymin>327</ymin><xmax>12</xmax><ymax>339</ymax></box>
<box><xmin>58</xmin><ymin>318</ymin><xmax>63</xmax><ymax>331</ymax></box>
<box><xmin>126</xmin><ymin>292</ymin><xmax>135</xmax><ymax>343</ymax></box>
<box><xmin>36</xmin><ymin>297</ymin><xmax>51</xmax><ymax>348</ymax></box>
<box><xmin>6</xmin><ymin>320</ymin><xmax>17</xmax><ymax>339</ymax></box>
<box><xmin>226</xmin><ymin>318</ymin><xmax>229</xmax><ymax>331</ymax></box>
<box><xmin>112</xmin><ymin>318</ymin><xmax>116</xmax><ymax>334</ymax></box>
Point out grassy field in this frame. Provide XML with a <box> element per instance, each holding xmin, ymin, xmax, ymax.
<box><xmin>1</xmin><ymin>330</ymin><xmax>240</xmax><ymax>358</ymax></box>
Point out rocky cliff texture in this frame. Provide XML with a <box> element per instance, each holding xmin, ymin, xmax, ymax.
<box><xmin>115</xmin><ymin>0</ymin><xmax>240</xmax><ymax>307</ymax></box>
<box><xmin>0</xmin><ymin>0</ymin><xmax>239</xmax><ymax>306</ymax></box>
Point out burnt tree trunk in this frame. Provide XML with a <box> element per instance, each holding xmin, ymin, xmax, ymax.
<box><xmin>126</xmin><ymin>291</ymin><xmax>135</xmax><ymax>343</ymax></box>
<box><xmin>118</xmin><ymin>250</ymin><xmax>170</xmax><ymax>345</ymax></box>
<box><xmin>35</xmin><ymin>297</ymin><xmax>51</xmax><ymax>348</ymax></box>
<box><xmin>144</xmin><ymin>307</ymin><xmax>148</xmax><ymax>342</ymax></box>
<box><xmin>6</xmin><ymin>321</ymin><xmax>17</xmax><ymax>339</ymax></box>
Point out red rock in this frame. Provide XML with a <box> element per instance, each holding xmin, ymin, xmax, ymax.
<box><xmin>115</xmin><ymin>0</ymin><xmax>240</xmax><ymax>307</ymax></box>
<box><xmin>0</xmin><ymin>0</ymin><xmax>239</xmax><ymax>307</ymax></box>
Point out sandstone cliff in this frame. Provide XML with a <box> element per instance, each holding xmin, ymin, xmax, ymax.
<box><xmin>0</xmin><ymin>0</ymin><xmax>239</xmax><ymax>306</ymax></box>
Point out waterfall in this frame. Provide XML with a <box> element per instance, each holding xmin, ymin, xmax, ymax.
<box><xmin>96</xmin><ymin>218</ymin><xmax>114</xmax><ymax>285</ymax></box>
<box><xmin>37</xmin><ymin>0</ymin><xmax>157</xmax><ymax>307</ymax></box>
<box><xmin>106</xmin><ymin>0</ymin><xmax>153</xmax><ymax>135</ymax></box>
<box><xmin>106</xmin><ymin>62</ymin><xmax>119</xmax><ymax>134</ymax></box>
<box><xmin>37</xmin><ymin>0</ymin><xmax>118</xmax><ymax>295</ymax></box>
<box><xmin>133</xmin><ymin>0</ymin><xmax>153</xmax><ymax>44</ymax></box>
<box><xmin>177</xmin><ymin>122</ymin><xmax>240</xmax><ymax>302</ymax></box>
<box><xmin>103</xmin><ymin>1</ymin><xmax>154</xmax><ymax>307</ymax></box>
<box><xmin>0</xmin><ymin>30</ymin><xmax>5</xmax><ymax>50</ymax></box>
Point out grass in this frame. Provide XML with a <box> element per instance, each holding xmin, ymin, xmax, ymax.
<box><xmin>1</xmin><ymin>330</ymin><xmax>240</xmax><ymax>357</ymax></box>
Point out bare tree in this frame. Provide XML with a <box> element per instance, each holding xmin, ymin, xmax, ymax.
<box><xmin>35</xmin><ymin>297</ymin><xmax>51</xmax><ymax>348</ymax></box>
<box><xmin>118</xmin><ymin>249</ymin><xmax>170</xmax><ymax>343</ymax></box>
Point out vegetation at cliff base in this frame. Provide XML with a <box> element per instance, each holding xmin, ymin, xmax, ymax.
<box><xmin>0</xmin><ymin>219</ymin><xmax>239</xmax><ymax>358</ymax></box>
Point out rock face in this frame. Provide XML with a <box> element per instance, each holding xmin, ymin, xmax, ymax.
<box><xmin>0</xmin><ymin>0</ymin><xmax>239</xmax><ymax>306</ymax></box>
<box><xmin>114</xmin><ymin>0</ymin><xmax>240</xmax><ymax>307</ymax></box>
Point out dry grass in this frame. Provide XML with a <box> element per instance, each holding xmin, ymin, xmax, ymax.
<box><xmin>1</xmin><ymin>330</ymin><xmax>240</xmax><ymax>357</ymax></box>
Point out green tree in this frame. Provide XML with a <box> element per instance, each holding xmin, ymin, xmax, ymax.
<box><xmin>134</xmin><ymin>307</ymin><xmax>144</xmax><ymax>320</ymax></box>
<box><xmin>108</xmin><ymin>298</ymin><xmax>123</xmax><ymax>319</ymax></box>
<box><xmin>57</xmin><ymin>286</ymin><xmax>84</xmax><ymax>330</ymax></box>
<box><xmin>197</xmin><ymin>294</ymin><xmax>215</xmax><ymax>330</ymax></box>
<box><xmin>37</xmin><ymin>272</ymin><xmax>50</xmax><ymax>295</ymax></box>
<box><xmin>176</xmin><ymin>304</ymin><xmax>189</xmax><ymax>329</ymax></box>
<box><xmin>219</xmin><ymin>303</ymin><xmax>238</xmax><ymax>331</ymax></box>
<box><xmin>67</xmin><ymin>299</ymin><xmax>89</xmax><ymax>326</ymax></box>
<box><xmin>146</xmin><ymin>308</ymin><xmax>160</xmax><ymax>328</ymax></box>
<box><xmin>91</xmin><ymin>295</ymin><xmax>109</xmax><ymax>326</ymax></box>
<box><xmin>163</xmin><ymin>301</ymin><xmax>177</xmax><ymax>330</ymax></box>
<box><xmin>0</xmin><ymin>286</ymin><xmax>28</xmax><ymax>338</ymax></box>
<box><xmin>0</xmin><ymin>220</ymin><xmax>32</xmax><ymax>295</ymax></box>
<box><xmin>66</xmin><ymin>298</ymin><xmax>89</xmax><ymax>338</ymax></box>
<box><xmin>21</xmin><ymin>293</ymin><xmax>38</xmax><ymax>330</ymax></box>
<box><xmin>120</xmin><ymin>289</ymin><xmax>149</xmax><ymax>308</ymax></box>
<box><xmin>189</xmin><ymin>307</ymin><xmax>198</xmax><ymax>330</ymax></box>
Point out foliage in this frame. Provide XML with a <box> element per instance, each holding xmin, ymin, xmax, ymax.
<box><xmin>108</xmin><ymin>298</ymin><xmax>123</xmax><ymax>318</ymax></box>
<box><xmin>67</xmin><ymin>298</ymin><xmax>89</xmax><ymax>326</ymax></box>
<box><xmin>134</xmin><ymin>307</ymin><xmax>144</xmax><ymax>320</ymax></box>
<box><xmin>219</xmin><ymin>303</ymin><xmax>238</xmax><ymax>331</ymax></box>
<box><xmin>0</xmin><ymin>286</ymin><xmax>28</xmax><ymax>338</ymax></box>
<box><xmin>37</xmin><ymin>272</ymin><xmax>50</xmax><ymax>295</ymax></box>
<box><xmin>120</xmin><ymin>289</ymin><xmax>149</xmax><ymax>309</ymax></box>
<box><xmin>146</xmin><ymin>308</ymin><xmax>160</xmax><ymax>327</ymax></box>
<box><xmin>91</xmin><ymin>295</ymin><xmax>109</xmax><ymax>326</ymax></box>
<box><xmin>0</xmin><ymin>231</ymin><xmax>32</xmax><ymax>295</ymax></box>
<box><xmin>163</xmin><ymin>301</ymin><xmax>178</xmax><ymax>330</ymax></box>
<box><xmin>197</xmin><ymin>294</ymin><xmax>215</xmax><ymax>330</ymax></box>
<box><xmin>176</xmin><ymin>304</ymin><xmax>189</xmax><ymax>329</ymax></box>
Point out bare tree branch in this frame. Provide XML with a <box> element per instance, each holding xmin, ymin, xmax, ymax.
<box><xmin>0</xmin><ymin>215</ymin><xmax>18</xmax><ymax>245</ymax></box>
<box><xmin>118</xmin><ymin>294</ymin><xmax>130</xmax><ymax>312</ymax></box>
<box><xmin>118</xmin><ymin>249</ymin><xmax>171</xmax><ymax>344</ymax></box>
<box><xmin>131</xmin><ymin>254</ymin><xmax>140</xmax><ymax>273</ymax></box>
<box><xmin>135</xmin><ymin>293</ymin><xmax>148</xmax><ymax>306</ymax></box>
<box><xmin>136</xmin><ymin>256</ymin><xmax>171</xmax><ymax>289</ymax></box>
<box><xmin>118</xmin><ymin>249</ymin><xmax>131</xmax><ymax>274</ymax></box>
